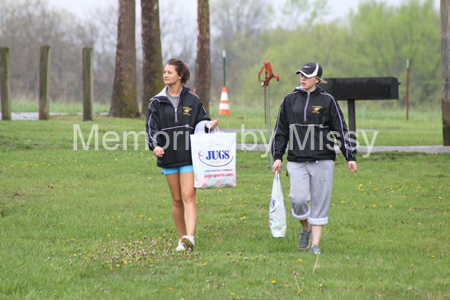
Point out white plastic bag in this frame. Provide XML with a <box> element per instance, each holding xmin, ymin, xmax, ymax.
<box><xmin>190</xmin><ymin>131</ymin><xmax>236</xmax><ymax>189</ymax></box>
<box><xmin>269</xmin><ymin>172</ymin><xmax>287</xmax><ymax>237</ymax></box>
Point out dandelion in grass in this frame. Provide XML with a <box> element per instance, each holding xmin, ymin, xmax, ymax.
<box><xmin>271</xmin><ymin>281</ymin><xmax>276</xmax><ymax>283</ymax></box>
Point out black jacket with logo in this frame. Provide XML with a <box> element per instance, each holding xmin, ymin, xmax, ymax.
<box><xmin>146</xmin><ymin>86</ymin><xmax>210</xmax><ymax>168</ymax></box>
<box><xmin>272</xmin><ymin>86</ymin><xmax>356</xmax><ymax>162</ymax></box>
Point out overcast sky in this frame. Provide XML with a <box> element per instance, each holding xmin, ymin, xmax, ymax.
<box><xmin>47</xmin><ymin>0</ymin><xmax>440</xmax><ymax>22</ymax></box>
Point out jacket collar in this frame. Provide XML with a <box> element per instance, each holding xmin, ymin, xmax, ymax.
<box><xmin>294</xmin><ymin>86</ymin><xmax>323</xmax><ymax>96</ymax></box>
<box><xmin>155</xmin><ymin>86</ymin><xmax>191</xmax><ymax>100</ymax></box>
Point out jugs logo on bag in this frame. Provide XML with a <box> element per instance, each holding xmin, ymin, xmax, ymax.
<box><xmin>198</xmin><ymin>144</ymin><xmax>234</xmax><ymax>167</ymax></box>
<box><xmin>269</xmin><ymin>198</ymin><xmax>277</xmax><ymax>213</ymax></box>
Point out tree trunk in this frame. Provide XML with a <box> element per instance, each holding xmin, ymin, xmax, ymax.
<box><xmin>441</xmin><ymin>0</ymin><xmax>450</xmax><ymax>145</ymax></box>
<box><xmin>110</xmin><ymin>0</ymin><xmax>139</xmax><ymax>118</ymax></box>
<box><xmin>83</xmin><ymin>48</ymin><xmax>94</xmax><ymax>121</ymax></box>
<box><xmin>196</xmin><ymin>0</ymin><xmax>211</xmax><ymax>115</ymax></box>
<box><xmin>141</xmin><ymin>0</ymin><xmax>164</xmax><ymax>117</ymax></box>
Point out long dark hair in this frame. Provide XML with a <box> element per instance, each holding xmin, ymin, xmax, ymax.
<box><xmin>166</xmin><ymin>58</ymin><xmax>190</xmax><ymax>85</ymax></box>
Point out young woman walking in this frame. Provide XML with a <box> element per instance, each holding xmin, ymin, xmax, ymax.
<box><xmin>271</xmin><ymin>62</ymin><xmax>357</xmax><ymax>254</ymax></box>
<box><xmin>146</xmin><ymin>58</ymin><xmax>218</xmax><ymax>251</ymax></box>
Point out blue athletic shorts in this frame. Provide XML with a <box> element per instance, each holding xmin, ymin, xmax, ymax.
<box><xmin>161</xmin><ymin>165</ymin><xmax>194</xmax><ymax>175</ymax></box>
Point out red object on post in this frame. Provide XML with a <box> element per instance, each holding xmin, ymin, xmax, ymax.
<box><xmin>258</xmin><ymin>62</ymin><xmax>279</xmax><ymax>86</ymax></box>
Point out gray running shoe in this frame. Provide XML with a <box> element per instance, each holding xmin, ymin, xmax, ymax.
<box><xmin>310</xmin><ymin>244</ymin><xmax>321</xmax><ymax>255</ymax></box>
<box><xmin>297</xmin><ymin>228</ymin><xmax>311</xmax><ymax>250</ymax></box>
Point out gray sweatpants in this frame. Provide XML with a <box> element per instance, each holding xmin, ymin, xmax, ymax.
<box><xmin>286</xmin><ymin>160</ymin><xmax>335</xmax><ymax>225</ymax></box>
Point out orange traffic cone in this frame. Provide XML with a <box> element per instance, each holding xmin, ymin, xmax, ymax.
<box><xmin>219</xmin><ymin>87</ymin><xmax>230</xmax><ymax>115</ymax></box>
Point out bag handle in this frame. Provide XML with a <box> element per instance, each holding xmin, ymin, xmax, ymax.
<box><xmin>208</xmin><ymin>126</ymin><xmax>220</xmax><ymax>134</ymax></box>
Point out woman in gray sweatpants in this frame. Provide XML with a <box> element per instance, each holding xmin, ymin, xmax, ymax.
<box><xmin>271</xmin><ymin>62</ymin><xmax>357</xmax><ymax>255</ymax></box>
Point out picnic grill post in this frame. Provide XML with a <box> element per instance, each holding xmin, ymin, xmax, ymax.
<box><xmin>320</xmin><ymin>77</ymin><xmax>400</xmax><ymax>151</ymax></box>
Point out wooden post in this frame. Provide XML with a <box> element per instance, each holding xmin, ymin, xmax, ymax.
<box><xmin>347</xmin><ymin>99</ymin><xmax>356</xmax><ymax>133</ymax></box>
<box><xmin>347</xmin><ymin>98</ymin><xmax>357</xmax><ymax>152</ymax></box>
<box><xmin>82</xmin><ymin>48</ymin><xmax>94</xmax><ymax>121</ymax></box>
<box><xmin>441</xmin><ymin>0</ymin><xmax>450</xmax><ymax>145</ymax></box>
<box><xmin>39</xmin><ymin>46</ymin><xmax>51</xmax><ymax>120</ymax></box>
<box><xmin>406</xmin><ymin>59</ymin><xmax>409</xmax><ymax>121</ymax></box>
<box><xmin>0</xmin><ymin>48</ymin><xmax>11</xmax><ymax>121</ymax></box>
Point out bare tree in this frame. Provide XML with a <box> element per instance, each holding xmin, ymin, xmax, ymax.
<box><xmin>196</xmin><ymin>0</ymin><xmax>211</xmax><ymax>115</ymax></box>
<box><xmin>0</xmin><ymin>0</ymin><xmax>96</xmax><ymax>102</ymax></box>
<box><xmin>141</xmin><ymin>0</ymin><xmax>164</xmax><ymax>117</ymax></box>
<box><xmin>110</xmin><ymin>0</ymin><xmax>139</xmax><ymax>118</ymax></box>
<box><xmin>86</xmin><ymin>3</ymin><xmax>118</xmax><ymax>104</ymax></box>
<box><xmin>160</xmin><ymin>0</ymin><xmax>197</xmax><ymax>64</ymax></box>
<box><xmin>210</xmin><ymin>0</ymin><xmax>271</xmax><ymax>97</ymax></box>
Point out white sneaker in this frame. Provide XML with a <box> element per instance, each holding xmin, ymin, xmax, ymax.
<box><xmin>175</xmin><ymin>239</ymin><xmax>186</xmax><ymax>251</ymax></box>
<box><xmin>181</xmin><ymin>235</ymin><xmax>195</xmax><ymax>251</ymax></box>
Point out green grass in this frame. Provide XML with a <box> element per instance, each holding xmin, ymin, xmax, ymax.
<box><xmin>10</xmin><ymin>101</ymin><xmax>110</xmax><ymax>114</ymax></box>
<box><xmin>0</xmin><ymin>110</ymin><xmax>449</xmax><ymax>299</ymax></box>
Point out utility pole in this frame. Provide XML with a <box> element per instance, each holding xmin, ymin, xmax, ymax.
<box><xmin>441</xmin><ymin>0</ymin><xmax>450</xmax><ymax>145</ymax></box>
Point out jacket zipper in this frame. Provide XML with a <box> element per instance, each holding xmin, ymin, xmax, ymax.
<box><xmin>173</xmin><ymin>96</ymin><xmax>179</xmax><ymax>123</ymax></box>
<box><xmin>303</xmin><ymin>92</ymin><xmax>310</xmax><ymax>122</ymax></box>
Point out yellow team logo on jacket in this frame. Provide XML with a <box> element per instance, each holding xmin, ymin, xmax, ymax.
<box><xmin>312</xmin><ymin>106</ymin><xmax>322</xmax><ymax>114</ymax></box>
<box><xmin>183</xmin><ymin>107</ymin><xmax>192</xmax><ymax>116</ymax></box>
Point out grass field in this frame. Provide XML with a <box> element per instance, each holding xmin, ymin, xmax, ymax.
<box><xmin>0</xmin><ymin>106</ymin><xmax>449</xmax><ymax>299</ymax></box>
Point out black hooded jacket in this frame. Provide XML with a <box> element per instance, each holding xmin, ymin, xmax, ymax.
<box><xmin>272</xmin><ymin>86</ymin><xmax>356</xmax><ymax>162</ymax></box>
<box><xmin>146</xmin><ymin>86</ymin><xmax>210</xmax><ymax>168</ymax></box>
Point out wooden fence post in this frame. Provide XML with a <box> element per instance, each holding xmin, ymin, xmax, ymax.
<box><xmin>441</xmin><ymin>0</ymin><xmax>450</xmax><ymax>145</ymax></box>
<box><xmin>83</xmin><ymin>48</ymin><xmax>94</xmax><ymax>121</ymax></box>
<box><xmin>0</xmin><ymin>48</ymin><xmax>11</xmax><ymax>121</ymax></box>
<box><xmin>39</xmin><ymin>46</ymin><xmax>51</xmax><ymax>120</ymax></box>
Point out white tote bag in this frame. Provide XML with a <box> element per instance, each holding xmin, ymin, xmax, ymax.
<box><xmin>190</xmin><ymin>126</ymin><xmax>236</xmax><ymax>189</ymax></box>
<box><xmin>269</xmin><ymin>172</ymin><xmax>287</xmax><ymax>237</ymax></box>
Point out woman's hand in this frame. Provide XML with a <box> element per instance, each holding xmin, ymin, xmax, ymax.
<box><xmin>153</xmin><ymin>146</ymin><xmax>164</xmax><ymax>158</ymax></box>
<box><xmin>206</xmin><ymin>118</ymin><xmax>219</xmax><ymax>130</ymax></box>
<box><xmin>272</xmin><ymin>159</ymin><xmax>282</xmax><ymax>174</ymax></box>
<box><xmin>348</xmin><ymin>161</ymin><xmax>357</xmax><ymax>173</ymax></box>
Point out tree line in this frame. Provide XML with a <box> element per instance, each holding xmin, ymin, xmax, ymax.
<box><xmin>0</xmin><ymin>0</ymin><xmax>440</xmax><ymax>116</ymax></box>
